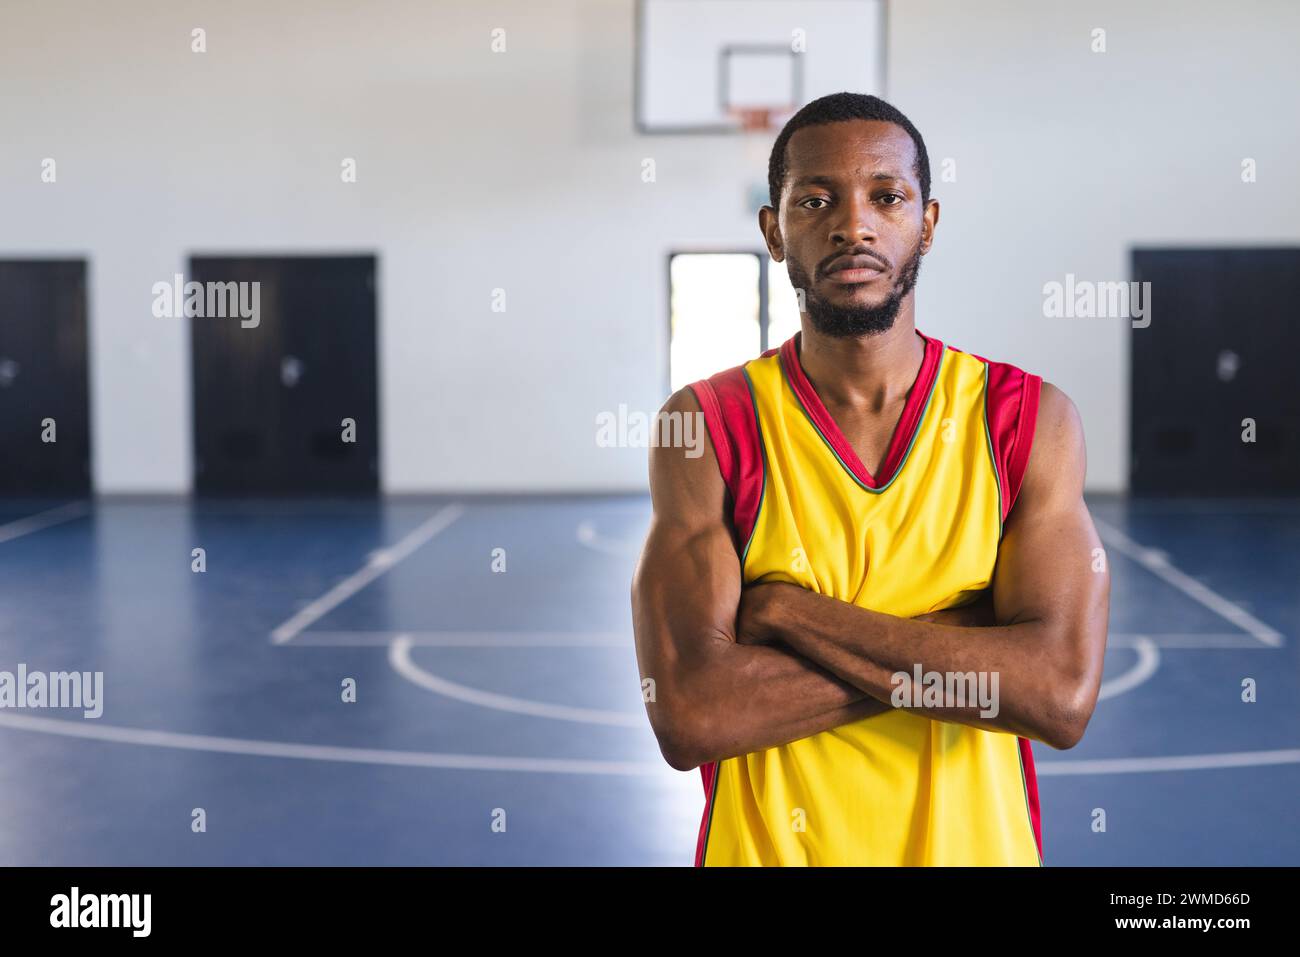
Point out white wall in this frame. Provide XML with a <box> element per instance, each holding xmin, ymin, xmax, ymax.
<box><xmin>889</xmin><ymin>0</ymin><xmax>1300</xmax><ymax>493</ymax></box>
<box><xmin>1</xmin><ymin>0</ymin><xmax>1296</xmax><ymax>493</ymax></box>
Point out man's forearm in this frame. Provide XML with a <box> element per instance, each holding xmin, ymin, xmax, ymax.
<box><xmin>668</xmin><ymin>637</ymin><xmax>891</xmax><ymax>768</ymax></box>
<box><xmin>755</xmin><ymin>584</ymin><xmax>1078</xmax><ymax>747</ymax></box>
<box><xmin>669</xmin><ymin>594</ymin><xmax>999</xmax><ymax>767</ymax></box>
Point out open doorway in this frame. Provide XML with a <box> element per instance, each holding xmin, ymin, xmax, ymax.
<box><xmin>667</xmin><ymin>251</ymin><xmax>800</xmax><ymax>393</ymax></box>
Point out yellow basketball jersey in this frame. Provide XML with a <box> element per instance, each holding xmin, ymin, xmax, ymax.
<box><xmin>688</xmin><ymin>329</ymin><xmax>1043</xmax><ymax>866</ymax></box>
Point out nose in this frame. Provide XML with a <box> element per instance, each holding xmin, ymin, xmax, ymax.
<box><xmin>828</xmin><ymin>191</ymin><xmax>879</xmax><ymax>247</ymax></box>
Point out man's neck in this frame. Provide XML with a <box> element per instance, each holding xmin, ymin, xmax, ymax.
<box><xmin>797</xmin><ymin>307</ymin><xmax>925</xmax><ymax>412</ymax></box>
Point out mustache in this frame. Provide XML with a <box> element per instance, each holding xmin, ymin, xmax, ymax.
<box><xmin>819</xmin><ymin>247</ymin><xmax>891</xmax><ymax>277</ymax></box>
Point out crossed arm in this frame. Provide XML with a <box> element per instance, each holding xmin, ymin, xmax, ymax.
<box><xmin>630</xmin><ymin>383</ymin><xmax>1110</xmax><ymax>772</ymax></box>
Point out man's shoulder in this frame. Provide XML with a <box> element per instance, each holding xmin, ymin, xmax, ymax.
<box><xmin>687</xmin><ymin>344</ymin><xmax>781</xmax><ymax>397</ymax></box>
<box><xmin>661</xmin><ymin>356</ymin><xmax>768</xmax><ymax>535</ymax></box>
<box><xmin>939</xmin><ymin>337</ymin><xmax>1042</xmax><ymax>382</ymax></box>
<box><xmin>1031</xmin><ymin>381</ymin><xmax>1084</xmax><ymax>460</ymax></box>
<box><xmin>935</xmin><ymin>338</ymin><xmax>1068</xmax><ymax>519</ymax></box>
<box><xmin>679</xmin><ymin>348</ymin><xmax>781</xmax><ymax>427</ymax></box>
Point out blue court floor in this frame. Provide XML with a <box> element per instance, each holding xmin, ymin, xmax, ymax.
<box><xmin>0</xmin><ymin>495</ymin><xmax>1296</xmax><ymax>865</ymax></box>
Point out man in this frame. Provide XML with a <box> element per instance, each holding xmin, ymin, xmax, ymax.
<box><xmin>631</xmin><ymin>92</ymin><xmax>1110</xmax><ymax>866</ymax></box>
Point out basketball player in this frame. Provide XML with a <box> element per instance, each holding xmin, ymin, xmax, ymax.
<box><xmin>631</xmin><ymin>93</ymin><xmax>1111</xmax><ymax>866</ymax></box>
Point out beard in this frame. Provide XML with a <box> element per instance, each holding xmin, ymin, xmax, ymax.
<box><xmin>787</xmin><ymin>240</ymin><xmax>924</xmax><ymax>339</ymax></box>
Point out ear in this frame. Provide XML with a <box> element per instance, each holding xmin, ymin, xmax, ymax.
<box><xmin>920</xmin><ymin>198</ymin><xmax>940</xmax><ymax>254</ymax></box>
<box><xmin>759</xmin><ymin>205</ymin><xmax>785</xmax><ymax>262</ymax></box>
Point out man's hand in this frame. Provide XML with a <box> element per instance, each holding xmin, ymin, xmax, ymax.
<box><xmin>738</xmin><ymin>581</ymin><xmax>997</xmax><ymax>647</ymax></box>
<box><xmin>913</xmin><ymin>589</ymin><xmax>998</xmax><ymax>628</ymax></box>
<box><xmin>734</xmin><ymin>582</ymin><xmax>785</xmax><ymax>646</ymax></box>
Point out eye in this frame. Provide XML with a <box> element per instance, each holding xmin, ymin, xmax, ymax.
<box><xmin>879</xmin><ymin>193</ymin><xmax>904</xmax><ymax>205</ymax></box>
<box><xmin>800</xmin><ymin>197</ymin><xmax>830</xmax><ymax>210</ymax></box>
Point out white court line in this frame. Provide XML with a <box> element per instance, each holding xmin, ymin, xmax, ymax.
<box><xmin>1096</xmin><ymin>637</ymin><xmax>1160</xmax><ymax>701</ymax></box>
<box><xmin>1035</xmin><ymin>748</ymin><xmax>1300</xmax><ymax>776</ymax></box>
<box><xmin>576</xmin><ymin>520</ymin><xmax>640</xmax><ymax>558</ymax></box>
<box><xmin>1</xmin><ymin>709</ymin><xmax>1297</xmax><ymax>777</ymax></box>
<box><xmin>293</xmin><ymin>633</ymin><xmax>1268</xmax><ymax>651</ymax></box>
<box><xmin>388</xmin><ymin>635</ymin><xmax>643</xmax><ymax>727</ymax></box>
<box><xmin>0</xmin><ymin>501</ymin><xmax>90</xmax><ymax>544</ymax></box>
<box><xmin>384</xmin><ymin>631</ymin><xmax>1152</xmax><ymax>721</ymax></box>
<box><xmin>1097</xmin><ymin>499</ymin><xmax>1300</xmax><ymax>514</ymax></box>
<box><xmin>0</xmin><ymin>711</ymin><xmax>660</xmax><ymax>776</ymax></box>
<box><xmin>287</xmin><ymin>630</ymin><xmax>630</xmax><ymax>647</ymax></box>
<box><xmin>1093</xmin><ymin>517</ymin><xmax>1284</xmax><ymax>647</ymax></box>
<box><xmin>269</xmin><ymin>504</ymin><xmax>465</xmax><ymax>644</ymax></box>
<box><xmin>1107</xmin><ymin>633</ymin><xmax>1276</xmax><ymax>649</ymax></box>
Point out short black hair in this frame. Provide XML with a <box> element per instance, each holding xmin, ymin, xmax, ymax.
<box><xmin>767</xmin><ymin>92</ymin><xmax>931</xmax><ymax>210</ymax></box>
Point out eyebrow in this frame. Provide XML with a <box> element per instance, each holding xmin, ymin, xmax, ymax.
<box><xmin>791</xmin><ymin>171</ymin><xmax>905</xmax><ymax>187</ymax></box>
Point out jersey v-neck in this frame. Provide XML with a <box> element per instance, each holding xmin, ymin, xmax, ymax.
<box><xmin>778</xmin><ymin>329</ymin><xmax>945</xmax><ymax>490</ymax></box>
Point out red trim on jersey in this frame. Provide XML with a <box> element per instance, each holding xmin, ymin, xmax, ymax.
<box><xmin>688</xmin><ymin>354</ymin><xmax>773</xmax><ymax>867</ymax></box>
<box><xmin>949</xmin><ymin>342</ymin><xmax>1046</xmax><ymax>857</ymax></box>
<box><xmin>984</xmin><ymin>360</ymin><xmax>1043</xmax><ymax>521</ymax></box>
<box><xmin>694</xmin><ymin>761</ymin><xmax>718</xmax><ymax>866</ymax></box>
<box><xmin>688</xmin><ymin>362</ymin><xmax>767</xmax><ymax>552</ymax></box>
<box><xmin>1019</xmin><ymin>737</ymin><xmax>1043</xmax><ymax>858</ymax></box>
<box><xmin>778</xmin><ymin>330</ymin><xmax>944</xmax><ymax>489</ymax></box>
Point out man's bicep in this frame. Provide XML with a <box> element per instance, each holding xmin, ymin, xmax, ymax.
<box><xmin>993</xmin><ymin>383</ymin><xmax>1089</xmax><ymax>621</ymax></box>
<box><xmin>631</xmin><ymin>389</ymin><xmax>742</xmax><ymax>733</ymax></box>
<box><xmin>633</xmin><ymin>516</ymin><xmax>741</xmax><ymax>658</ymax></box>
<box><xmin>636</xmin><ymin>386</ymin><xmax>741</xmax><ymax>635</ymax></box>
<box><xmin>991</xmin><ymin>383</ymin><xmax>1110</xmax><ymax>730</ymax></box>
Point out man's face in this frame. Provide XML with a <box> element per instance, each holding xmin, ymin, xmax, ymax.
<box><xmin>762</xmin><ymin>119</ymin><xmax>938</xmax><ymax>339</ymax></box>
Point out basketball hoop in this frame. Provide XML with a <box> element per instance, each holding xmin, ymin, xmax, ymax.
<box><xmin>727</xmin><ymin>104</ymin><xmax>797</xmax><ymax>135</ymax></box>
<box><xmin>730</xmin><ymin>107</ymin><xmax>774</xmax><ymax>132</ymax></box>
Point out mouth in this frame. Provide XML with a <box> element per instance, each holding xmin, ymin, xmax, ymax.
<box><xmin>823</xmin><ymin>254</ymin><xmax>887</xmax><ymax>285</ymax></box>
<box><xmin>825</xmin><ymin>267</ymin><xmax>885</xmax><ymax>284</ymax></box>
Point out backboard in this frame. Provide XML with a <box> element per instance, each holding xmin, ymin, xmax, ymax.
<box><xmin>635</xmin><ymin>0</ymin><xmax>887</xmax><ymax>134</ymax></box>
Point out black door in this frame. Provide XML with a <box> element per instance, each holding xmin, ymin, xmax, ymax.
<box><xmin>0</xmin><ymin>260</ymin><xmax>91</xmax><ymax>496</ymax></box>
<box><xmin>190</xmin><ymin>255</ymin><xmax>379</xmax><ymax>495</ymax></box>
<box><xmin>1131</xmin><ymin>248</ymin><xmax>1300</xmax><ymax>495</ymax></box>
